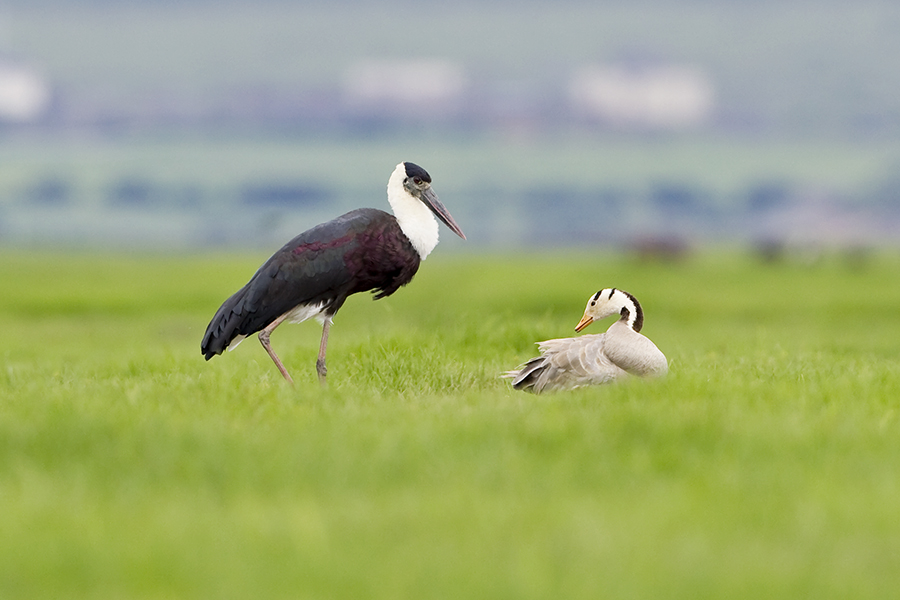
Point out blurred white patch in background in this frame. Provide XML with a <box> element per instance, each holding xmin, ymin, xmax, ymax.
<box><xmin>0</xmin><ymin>61</ymin><xmax>51</xmax><ymax>123</ymax></box>
<box><xmin>569</xmin><ymin>63</ymin><xmax>715</xmax><ymax>130</ymax></box>
<box><xmin>342</xmin><ymin>59</ymin><xmax>467</xmax><ymax>116</ymax></box>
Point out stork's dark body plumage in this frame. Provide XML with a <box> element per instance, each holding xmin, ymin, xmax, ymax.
<box><xmin>201</xmin><ymin>162</ymin><xmax>465</xmax><ymax>384</ymax></box>
<box><xmin>201</xmin><ymin>208</ymin><xmax>419</xmax><ymax>359</ymax></box>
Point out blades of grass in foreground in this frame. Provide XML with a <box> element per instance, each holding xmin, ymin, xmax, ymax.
<box><xmin>1</xmin><ymin>250</ymin><xmax>900</xmax><ymax>599</ymax></box>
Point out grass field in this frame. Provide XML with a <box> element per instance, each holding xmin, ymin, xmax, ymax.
<box><xmin>2</xmin><ymin>248</ymin><xmax>900</xmax><ymax>598</ymax></box>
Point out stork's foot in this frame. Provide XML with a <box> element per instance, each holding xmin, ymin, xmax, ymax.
<box><xmin>316</xmin><ymin>318</ymin><xmax>332</xmax><ymax>387</ymax></box>
<box><xmin>316</xmin><ymin>359</ymin><xmax>327</xmax><ymax>386</ymax></box>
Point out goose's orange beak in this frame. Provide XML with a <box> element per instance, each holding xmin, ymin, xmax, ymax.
<box><xmin>575</xmin><ymin>315</ymin><xmax>593</xmax><ymax>332</ymax></box>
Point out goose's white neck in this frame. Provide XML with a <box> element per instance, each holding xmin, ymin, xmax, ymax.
<box><xmin>589</xmin><ymin>288</ymin><xmax>644</xmax><ymax>332</ymax></box>
<box><xmin>386</xmin><ymin>162</ymin><xmax>439</xmax><ymax>259</ymax></box>
<box><xmin>609</xmin><ymin>289</ymin><xmax>642</xmax><ymax>331</ymax></box>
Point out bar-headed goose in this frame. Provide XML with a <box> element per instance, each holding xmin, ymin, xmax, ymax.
<box><xmin>505</xmin><ymin>288</ymin><xmax>667</xmax><ymax>393</ymax></box>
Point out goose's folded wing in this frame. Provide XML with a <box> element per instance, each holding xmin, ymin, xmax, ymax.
<box><xmin>514</xmin><ymin>335</ymin><xmax>623</xmax><ymax>391</ymax></box>
<box><xmin>603</xmin><ymin>330</ymin><xmax>668</xmax><ymax>377</ymax></box>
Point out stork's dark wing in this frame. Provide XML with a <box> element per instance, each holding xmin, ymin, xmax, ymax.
<box><xmin>201</xmin><ymin>208</ymin><xmax>420</xmax><ymax>359</ymax></box>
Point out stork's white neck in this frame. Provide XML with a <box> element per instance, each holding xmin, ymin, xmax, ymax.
<box><xmin>386</xmin><ymin>162</ymin><xmax>439</xmax><ymax>259</ymax></box>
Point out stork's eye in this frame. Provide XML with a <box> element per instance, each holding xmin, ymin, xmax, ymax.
<box><xmin>413</xmin><ymin>177</ymin><xmax>423</xmax><ymax>185</ymax></box>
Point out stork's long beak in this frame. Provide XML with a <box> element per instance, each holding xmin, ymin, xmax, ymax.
<box><xmin>575</xmin><ymin>314</ymin><xmax>593</xmax><ymax>332</ymax></box>
<box><xmin>421</xmin><ymin>187</ymin><xmax>466</xmax><ymax>240</ymax></box>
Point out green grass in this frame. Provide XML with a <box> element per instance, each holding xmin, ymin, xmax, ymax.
<box><xmin>2</xmin><ymin>248</ymin><xmax>900</xmax><ymax>599</ymax></box>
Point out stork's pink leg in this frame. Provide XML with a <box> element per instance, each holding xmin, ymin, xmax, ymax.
<box><xmin>258</xmin><ymin>314</ymin><xmax>294</xmax><ymax>385</ymax></box>
<box><xmin>316</xmin><ymin>318</ymin><xmax>332</xmax><ymax>385</ymax></box>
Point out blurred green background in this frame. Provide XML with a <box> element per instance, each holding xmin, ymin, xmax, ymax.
<box><xmin>1</xmin><ymin>0</ymin><xmax>899</xmax><ymax>250</ymax></box>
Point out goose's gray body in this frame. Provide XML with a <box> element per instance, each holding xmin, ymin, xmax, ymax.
<box><xmin>506</xmin><ymin>288</ymin><xmax>667</xmax><ymax>393</ymax></box>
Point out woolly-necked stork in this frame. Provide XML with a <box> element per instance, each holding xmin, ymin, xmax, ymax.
<box><xmin>201</xmin><ymin>161</ymin><xmax>466</xmax><ymax>384</ymax></box>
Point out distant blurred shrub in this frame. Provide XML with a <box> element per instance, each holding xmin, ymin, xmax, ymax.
<box><xmin>239</xmin><ymin>183</ymin><xmax>333</xmax><ymax>207</ymax></box>
<box><xmin>108</xmin><ymin>178</ymin><xmax>156</xmax><ymax>207</ymax></box>
<box><xmin>26</xmin><ymin>177</ymin><xmax>71</xmax><ymax>206</ymax></box>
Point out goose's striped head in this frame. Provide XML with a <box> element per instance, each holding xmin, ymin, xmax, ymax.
<box><xmin>575</xmin><ymin>288</ymin><xmax>644</xmax><ymax>333</ymax></box>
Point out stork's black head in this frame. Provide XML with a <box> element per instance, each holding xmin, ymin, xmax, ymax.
<box><xmin>403</xmin><ymin>162</ymin><xmax>432</xmax><ymax>185</ymax></box>
<box><xmin>395</xmin><ymin>161</ymin><xmax>465</xmax><ymax>241</ymax></box>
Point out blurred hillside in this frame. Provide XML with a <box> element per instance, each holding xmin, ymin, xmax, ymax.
<box><xmin>1</xmin><ymin>0</ymin><xmax>899</xmax><ymax>249</ymax></box>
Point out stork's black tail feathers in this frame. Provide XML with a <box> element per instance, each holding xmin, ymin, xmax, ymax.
<box><xmin>201</xmin><ymin>284</ymin><xmax>252</xmax><ymax>360</ymax></box>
